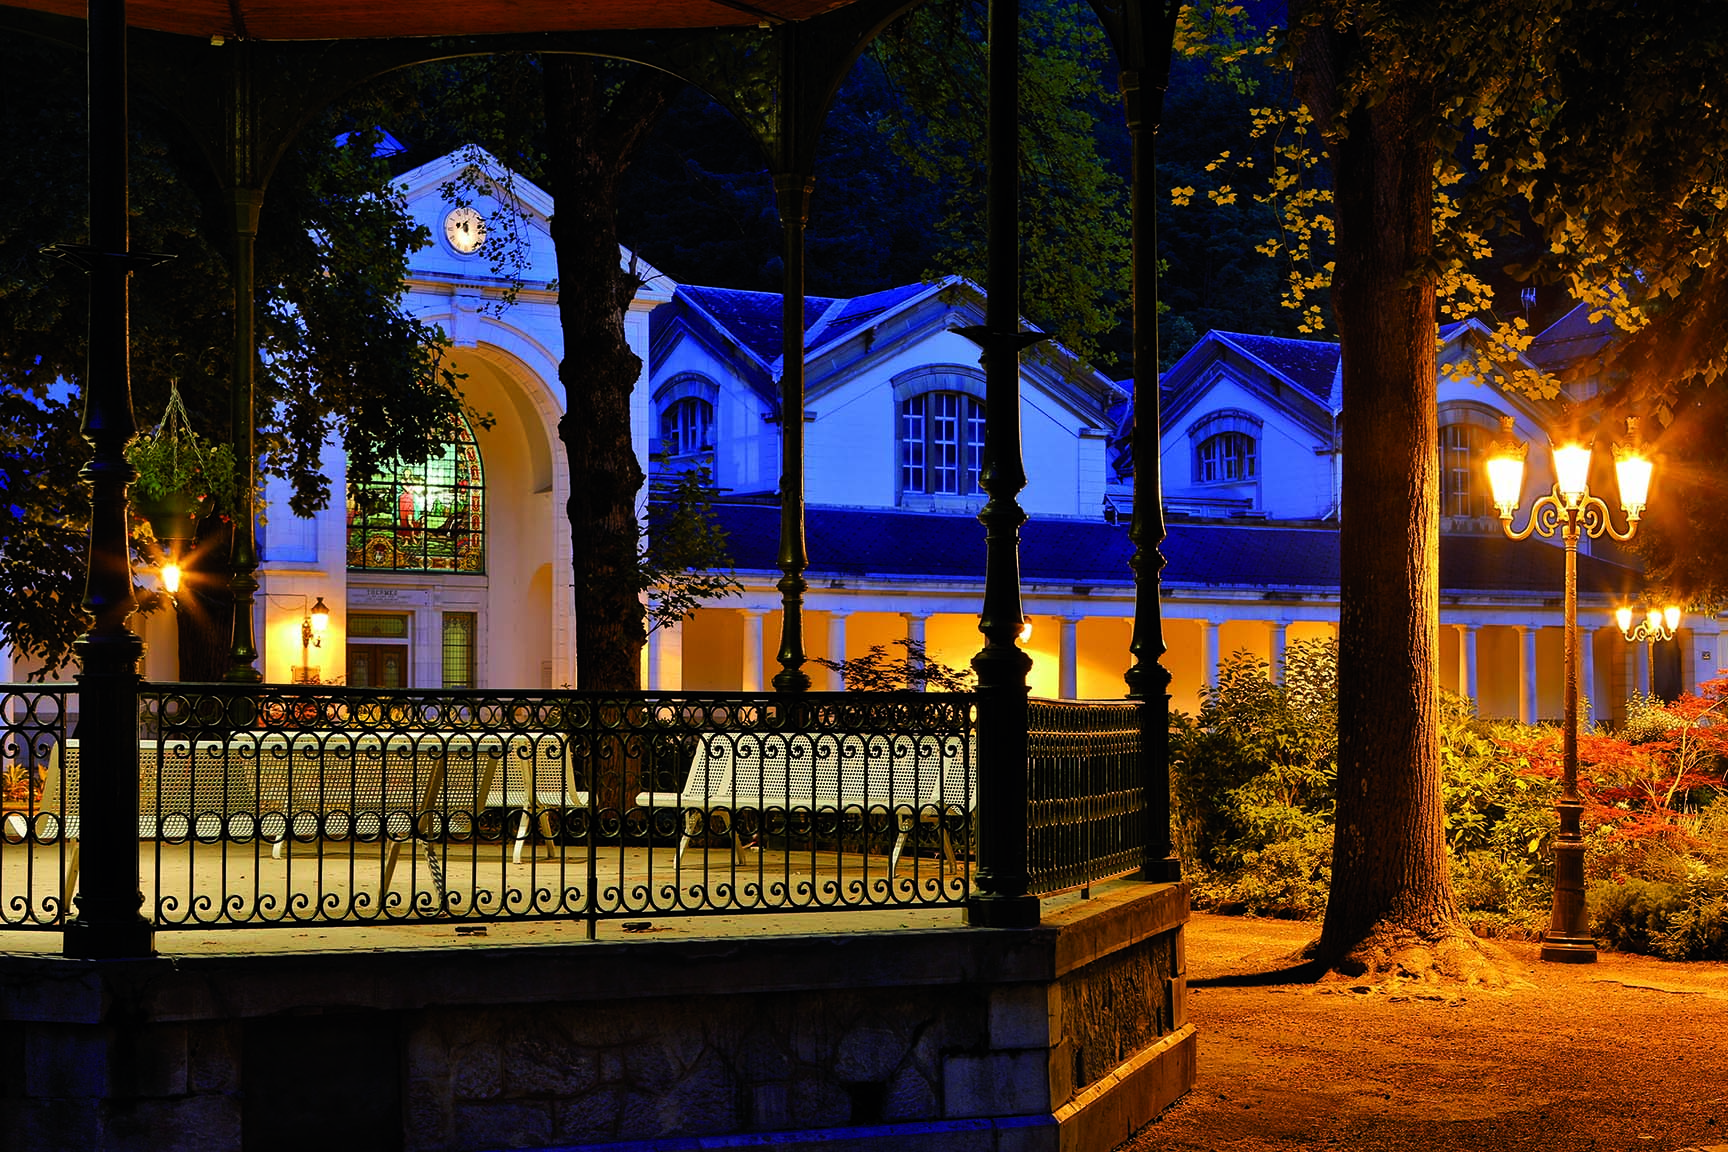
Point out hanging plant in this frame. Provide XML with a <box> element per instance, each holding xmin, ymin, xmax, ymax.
<box><xmin>123</xmin><ymin>384</ymin><xmax>242</xmax><ymax>546</ymax></box>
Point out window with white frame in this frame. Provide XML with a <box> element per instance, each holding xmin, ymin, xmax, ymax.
<box><xmin>1186</xmin><ymin>410</ymin><xmax>1262</xmax><ymax>488</ymax></box>
<box><xmin>660</xmin><ymin>396</ymin><xmax>714</xmax><ymax>457</ymax></box>
<box><xmin>1440</xmin><ymin>419</ymin><xmax>1491</xmax><ymax>519</ymax></box>
<box><xmin>901</xmin><ymin>391</ymin><xmax>985</xmax><ymax>497</ymax></box>
<box><xmin>1195</xmin><ymin>431</ymin><xmax>1256</xmax><ymax>483</ymax></box>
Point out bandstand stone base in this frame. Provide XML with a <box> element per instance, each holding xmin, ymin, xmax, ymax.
<box><xmin>0</xmin><ymin>881</ymin><xmax>1191</xmax><ymax>1152</ymax></box>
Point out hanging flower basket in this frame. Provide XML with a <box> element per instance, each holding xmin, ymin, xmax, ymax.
<box><xmin>131</xmin><ymin>487</ymin><xmax>210</xmax><ymax>548</ymax></box>
<box><xmin>123</xmin><ymin>384</ymin><xmax>241</xmax><ymax>547</ymax></box>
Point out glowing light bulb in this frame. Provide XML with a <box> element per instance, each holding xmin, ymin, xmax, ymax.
<box><xmin>161</xmin><ymin>563</ymin><xmax>182</xmax><ymax>594</ymax></box>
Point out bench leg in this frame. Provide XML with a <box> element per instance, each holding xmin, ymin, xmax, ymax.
<box><xmin>676</xmin><ymin>809</ymin><xmax>703</xmax><ymax>867</ymax></box>
<box><xmin>890</xmin><ymin>814</ymin><xmax>914</xmax><ymax>874</ymax></box>
<box><xmin>512</xmin><ymin>811</ymin><xmax>531</xmax><ymax>865</ymax></box>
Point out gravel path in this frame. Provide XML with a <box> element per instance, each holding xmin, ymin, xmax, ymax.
<box><xmin>1118</xmin><ymin>912</ymin><xmax>1728</xmax><ymax>1152</ymax></box>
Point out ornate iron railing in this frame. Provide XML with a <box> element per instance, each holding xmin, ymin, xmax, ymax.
<box><xmin>1026</xmin><ymin>699</ymin><xmax>1147</xmax><ymax>895</ymax></box>
<box><xmin>1</xmin><ymin>684</ymin><xmax>976</xmax><ymax>930</ymax></box>
<box><xmin>0</xmin><ymin>684</ymin><xmax>75</xmax><ymax>926</ymax></box>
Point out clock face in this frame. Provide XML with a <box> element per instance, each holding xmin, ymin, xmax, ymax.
<box><xmin>444</xmin><ymin>206</ymin><xmax>486</xmax><ymax>254</ymax></box>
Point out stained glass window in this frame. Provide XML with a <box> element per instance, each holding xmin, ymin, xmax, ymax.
<box><xmin>346</xmin><ymin>414</ymin><xmax>484</xmax><ymax>573</ymax></box>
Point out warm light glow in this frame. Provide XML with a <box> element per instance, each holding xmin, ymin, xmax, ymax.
<box><xmin>161</xmin><ymin>563</ymin><xmax>181</xmax><ymax>595</ymax></box>
<box><xmin>1664</xmin><ymin>605</ymin><xmax>1683</xmax><ymax>632</ymax></box>
<box><xmin>309</xmin><ymin>596</ymin><xmax>330</xmax><ymax>635</ymax></box>
<box><xmin>1646</xmin><ymin>608</ymin><xmax>1664</xmax><ymax>634</ymax></box>
<box><xmin>1486</xmin><ymin>454</ymin><xmax>1526</xmax><ymax>516</ymax></box>
<box><xmin>1486</xmin><ymin>417</ymin><xmax>1527</xmax><ymax>516</ymax></box>
<box><xmin>1616</xmin><ymin>606</ymin><xmax>1634</xmax><ymax>634</ymax></box>
<box><xmin>1614</xmin><ymin>445</ymin><xmax>1653</xmax><ymax>517</ymax></box>
<box><xmin>1018</xmin><ymin>617</ymin><xmax>1033</xmax><ymax>644</ymax></box>
<box><xmin>1552</xmin><ymin>443</ymin><xmax>1593</xmax><ymax>504</ymax></box>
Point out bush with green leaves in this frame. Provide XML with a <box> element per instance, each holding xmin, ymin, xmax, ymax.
<box><xmin>1170</xmin><ymin>639</ymin><xmax>1337</xmax><ymax>913</ymax></box>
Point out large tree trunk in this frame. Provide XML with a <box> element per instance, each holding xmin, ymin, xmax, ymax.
<box><xmin>174</xmin><ymin>516</ymin><xmax>235</xmax><ymax>682</ymax></box>
<box><xmin>1296</xmin><ymin>15</ymin><xmax>1480</xmax><ymax>977</ymax></box>
<box><xmin>541</xmin><ymin>57</ymin><xmax>674</xmax><ymax>694</ymax></box>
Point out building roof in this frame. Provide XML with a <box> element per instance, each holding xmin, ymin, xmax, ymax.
<box><xmin>689</xmin><ymin>503</ymin><xmax>1642</xmax><ymax>599</ymax></box>
<box><xmin>677</xmin><ymin>285</ymin><xmax>840</xmax><ymax>369</ymax></box>
<box><xmin>1211</xmin><ymin>332</ymin><xmax>1341</xmax><ymax>407</ymax></box>
<box><xmin>1527</xmin><ymin>302</ymin><xmax>1618</xmax><ymax>372</ymax></box>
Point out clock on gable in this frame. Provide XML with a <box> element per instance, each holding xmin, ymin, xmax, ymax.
<box><xmin>444</xmin><ymin>206</ymin><xmax>486</xmax><ymax>255</ymax></box>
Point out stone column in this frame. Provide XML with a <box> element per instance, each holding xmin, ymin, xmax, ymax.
<box><xmin>740</xmin><ymin>609</ymin><xmax>764</xmax><ymax>693</ymax></box>
<box><xmin>648</xmin><ymin>619</ymin><xmax>683</xmax><ymax>691</ymax></box>
<box><xmin>904</xmin><ymin>612</ymin><xmax>929</xmax><ymax>691</ymax></box>
<box><xmin>826</xmin><ymin>610</ymin><xmax>849</xmax><ymax>691</ymax></box>
<box><xmin>1059</xmin><ymin>615</ymin><xmax>1080</xmax><ymax>700</ymax></box>
<box><xmin>1590</xmin><ymin>626</ymin><xmax>1610</xmax><ymax>724</ymax></box>
<box><xmin>1201</xmin><ymin>619</ymin><xmax>1220</xmax><ymax>692</ymax></box>
<box><xmin>1462</xmin><ymin>624</ymin><xmax>1479</xmax><ymax>703</ymax></box>
<box><xmin>1634</xmin><ymin>638</ymin><xmax>1650</xmax><ymax>697</ymax></box>
<box><xmin>1270</xmin><ymin>619</ymin><xmax>1288</xmax><ymax>681</ymax></box>
<box><xmin>1518</xmin><ymin>625</ymin><xmax>1538</xmax><ymax>723</ymax></box>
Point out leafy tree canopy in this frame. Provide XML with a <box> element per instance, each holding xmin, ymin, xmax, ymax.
<box><xmin>0</xmin><ymin>36</ymin><xmax>465</xmax><ymax>674</ymax></box>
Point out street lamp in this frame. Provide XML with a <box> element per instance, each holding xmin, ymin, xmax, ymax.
<box><xmin>266</xmin><ymin>594</ymin><xmax>330</xmax><ymax>684</ymax></box>
<box><xmin>1615</xmin><ymin>603</ymin><xmax>1682</xmax><ymax>697</ymax></box>
<box><xmin>1487</xmin><ymin>415</ymin><xmax>1653</xmax><ymax>964</ymax></box>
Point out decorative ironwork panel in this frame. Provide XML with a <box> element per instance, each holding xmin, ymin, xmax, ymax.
<box><xmin>1026</xmin><ymin>699</ymin><xmax>1146</xmax><ymax>896</ymax></box>
<box><xmin>0</xmin><ymin>686</ymin><xmax>983</xmax><ymax>931</ymax></box>
<box><xmin>0</xmin><ymin>685</ymin><xmax>75</xmax><ymax>927</ymax></box>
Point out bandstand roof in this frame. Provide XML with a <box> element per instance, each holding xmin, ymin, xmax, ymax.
<box><xmin>12</xmin><ymin>1</ymin><xmax>859</xmax><ymax>40</ymax></box>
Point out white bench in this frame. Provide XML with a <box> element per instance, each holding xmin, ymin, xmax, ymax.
<box><xmin>6</xmin><ymin>731</ymin><xmax>587</xmax><ymax>901</ymax></box>
<box><xmin>634</xmin><ymin>730</ymin><xmax>973</xmax><ymax>871</ymax></box>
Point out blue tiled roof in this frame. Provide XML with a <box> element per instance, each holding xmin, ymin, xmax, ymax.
<box><xmin>809</xmin><ymin>283</ymin><xmax>932</xmax><ymax>349</ymax></box>
<box><xmin>683</xmin><ymin>503</ymin><xmax>1639</xmax><ymax>598</ymax></box>
<box><xmin>1213</xmin><ymin>332</ymin><xmax>1340</xmax><ymax>406</ymax></box>
<box><xmin>1528</xmin><ymin>303</ymin><xmax>1616</xmax><ymax>371</ymax></box>
<box><xmin>681</xmin><ymin>285</ymin><xmax>839</xmax><ymax>366</ymax></box>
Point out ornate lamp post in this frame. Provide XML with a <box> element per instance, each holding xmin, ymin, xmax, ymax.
<box><xmin>1616</xmin><ymin>603</ymin><xmax>1682</xmax><ymax>697</ymax></box>
<box><xmin>1487</xmin><ymin>415</ymin><xmax>1653</xmax><ymax>963</ymax></box>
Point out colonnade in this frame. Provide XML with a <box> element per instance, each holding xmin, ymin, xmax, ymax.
<box><xmin>649</xmin><ymin>598</ymin><xmax>1724</xmax><ymax>729</ymax></box>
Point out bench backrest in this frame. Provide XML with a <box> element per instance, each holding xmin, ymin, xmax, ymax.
<box><xmin>37</xmin><ymin>731</ymin><xmax>578</xmax><ymax>843</ymax></box>
<box><xmin>678</xmin><ymin>730</ymin><xmax>972</xmax><ymax>813</ymax></box>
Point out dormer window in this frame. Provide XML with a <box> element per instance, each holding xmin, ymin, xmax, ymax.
<box><xmin>901</xmin><ymin>391</ymin><xmax>984</xmax><ymax>497</ymax></box>
<box><xmin>1187</xmin><ymin>410</ymin><xmax>1262</xmax><ymax>486</ymax></box>
<box><xmin>1197</xmin><ymin>431</ymin><xmax>1256</xmax><ymax>483</ymax></box>
<box><xmin>660</xmin><ymin>396</ymin><xmax>714</xmax><ymax>458</ymax></box>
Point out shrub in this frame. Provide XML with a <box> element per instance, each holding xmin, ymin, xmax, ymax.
<box><xmin>1590</xmin><ymin>877</ymin><xmax>1683</xmax><ymax>954</ymax></box>
<box><xmin>1192</xmin><ymin>829</ymin><xmax>1333</xmax><ymax>918</ymax></box>
<box><xmin>1169</xmin><ymin>640</ymin><xmax>1337</xmax><ymax>878</ymax></box>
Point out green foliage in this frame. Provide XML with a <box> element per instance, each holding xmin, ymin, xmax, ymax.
<box><xmin>1192</xmin><ymin>829</ymin><xmax>1333</xmax><ymax>919</ymax></box>
<box><xmin>1170</xmin><ymin>639</ymin><xmax>1338</xmax><ymax>888</ymax></box>
<box><xmin>641</xmin><ymin>466</ymin><xmax>744</xmax><ymax>634</ymax></box>
<box><xmin>1590</xmin><ymin>868</ymin><xmax>1728</xmax><ymax>962</ymax></box>
<box><xmin>812</xmin><ymin>639</ymin><xmax>976</xmax><ymax>693</ymax></box>
<box><xmin>872</xmin><ymin>0</ymin><xmax>1130</xmax><ymax>365</ymax></box>
<box><xmin>0</xmin><ymin>39</ymin><xmax>466</xmax><ymax>673</ymax></box>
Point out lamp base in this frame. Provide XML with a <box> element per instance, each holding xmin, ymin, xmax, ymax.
<box><xmin>1538</xmin><ymin>933</ymin><xmax>1598</xmax><ymax>964</ymax></box>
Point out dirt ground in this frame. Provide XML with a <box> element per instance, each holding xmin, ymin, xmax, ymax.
<box><xmin>1118</xmin><ymin>912</ymin><xmax>1728</xmax><ymax>1152</ymax></box>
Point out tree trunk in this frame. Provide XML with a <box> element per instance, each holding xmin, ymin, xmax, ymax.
<box><xmin>541</xmin><ymin>56</ymin><xmax>674</xmax><ymax>694</ymax></box>
<box><xmin>174</xmin><ymin>516</ymin><xmax>235</xmax><ymax>682</ymax></box>
<box><xmin>1296</xmin><ymin>16</ymin><xmax>1473</xmax><ymax>973</ymax></box>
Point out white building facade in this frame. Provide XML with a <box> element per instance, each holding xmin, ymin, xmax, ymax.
<box><xmin>13</xmin><ymin>148</ymin><xmax>1711</xmax><ymax>727</ymax></box>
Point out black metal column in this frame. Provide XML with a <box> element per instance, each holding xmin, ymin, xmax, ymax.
<box><xmin>772</xmin><ymin>174</ymin><xmax>814</xmax><ymax>694</ymax></box>
<box><xmin>1119</xmin><ymin>0</ymin><xmax>1183</xmax><ymax>883</ymax></box>
<box><xmin>225</xmin><ymin>184</ymin><xmax>263</xmax><ymax>683</ymax></box>
<box><xmin>64</xmin><ymin>0</ymin><xmax>153</xmax><ymax>959</ymax></box>
<box><xmin>965</xmin><ymin>0</ymin><xmax>1040</xmax><ymax>929</ymax></box>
